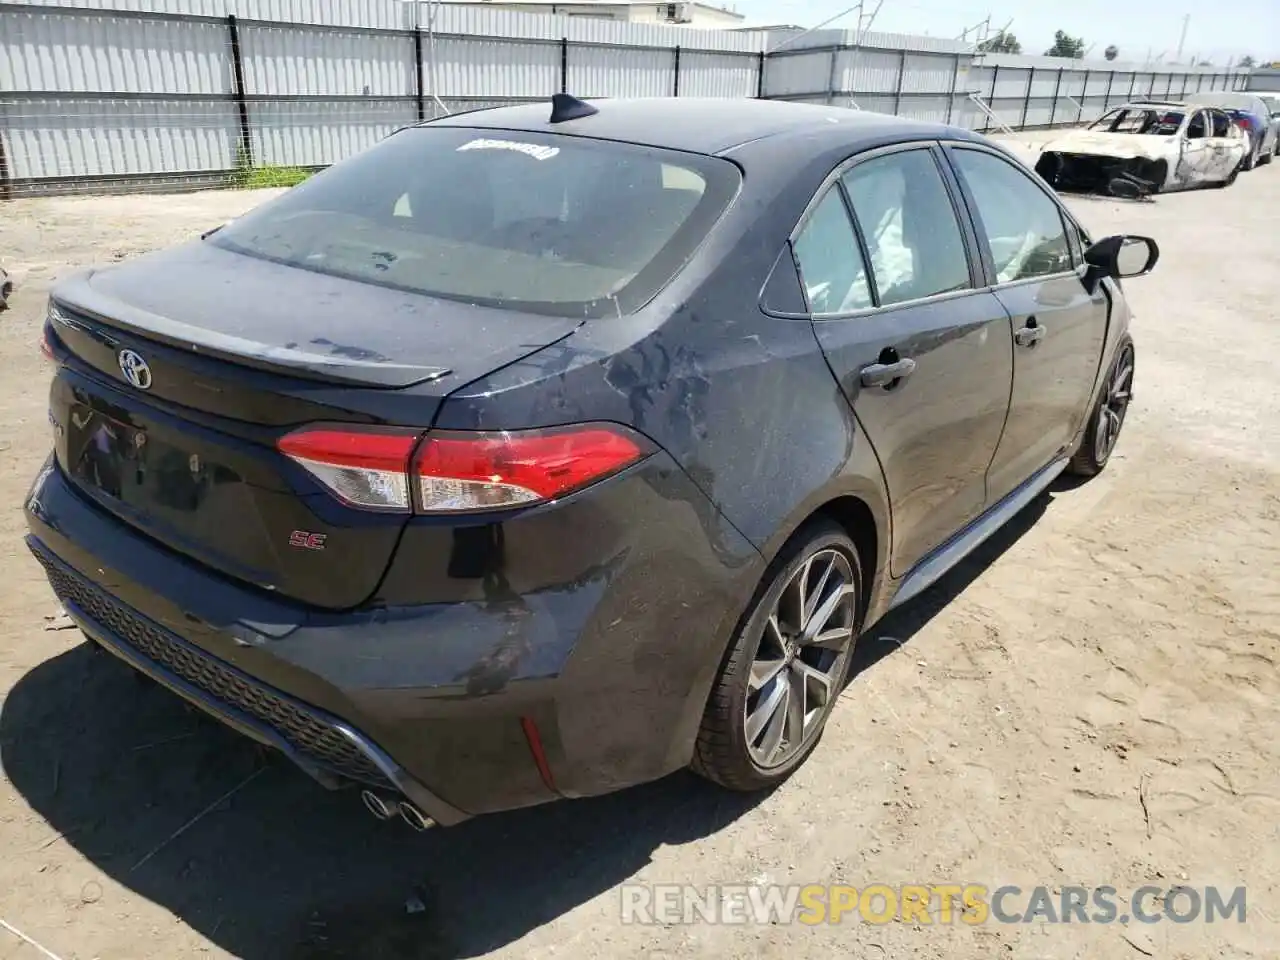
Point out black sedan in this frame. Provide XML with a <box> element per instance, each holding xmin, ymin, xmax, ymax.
<box><xmin>26</xmin><ymin>96</ymin><xmax>1157</xmax><ymax>829</ymax></box>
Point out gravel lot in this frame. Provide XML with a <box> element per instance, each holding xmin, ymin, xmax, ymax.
<box><xmin>0</xmin><ymin>159</ymin><xmax>1277</xmax><ymax>960</ymax></box>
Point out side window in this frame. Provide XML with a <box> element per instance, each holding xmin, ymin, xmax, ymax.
<box><xmin>950</xmin><ymin>148</ymin><xmax>1073</xmax><ymax>284</ymax></box>
<box><xmin>840</xmin><ymin>149</ymin><xmax>971</xmax><ymax>307</ymax></box>
<box><xmin>792</xmin><ymin>189</ymin><xmax>872</xmax><ymax>315</ymax></box>
<box><xmin>1187</xmin><ymin>110</ymin><xmax>1208</xmax><ymax>139</ymax></box>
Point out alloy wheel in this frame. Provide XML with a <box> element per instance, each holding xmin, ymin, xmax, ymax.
<box><xmin>744</xmin><ymin>548</ymin><xmax>857</xmax><ymax>769</ymax></box>
<box><xmin>1094</xmin><ymin>347</ymin><xmax>1134</xmax><ymax>465</ymax></box>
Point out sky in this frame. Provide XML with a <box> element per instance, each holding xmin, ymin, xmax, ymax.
<box><xmin>729</xmin><ymin>0</ymin><xmax>1279</xmax><ymax>66</ymax></box>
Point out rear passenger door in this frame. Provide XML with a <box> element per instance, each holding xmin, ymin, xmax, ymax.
<box><xmin>944</xmin><ymin>144</ymin><xmax>1108</xmax><ymax>504</ymax></box>
<box><xmin>1179</xmin><ymin>110</ymin><xmax>1213</xmax><ymax>183</ymax></box>
<box><xmin>1206</xmin><ymin>109</ymin><xmax>1246</xmax><ymax>179</ymax></box>
<box><xmin>796</xmin><ymin>143</ymin><xmax>1014</xmax><ymax>577</ymax></box>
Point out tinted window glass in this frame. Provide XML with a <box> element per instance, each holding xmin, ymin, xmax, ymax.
<box><xmin>792</xmin><ymin>189</ymin><xmax>872</xmax><ymax>314</ymax></box>
<box><xmin>211</xmin><ymin>127</ymin><xmax>739</xmax><ymax>318</ymax></box>
<box><xmin>951</xmin><ymin>149</ymin><xmax>1073</xmax><ymax>283</ymax></box>
<box><xmin>841</xmin><ymin>150</ymin><xmax>970</xmax><ymax>307</ymax></box>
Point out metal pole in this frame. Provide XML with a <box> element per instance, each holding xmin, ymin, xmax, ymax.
<box><xmin>1104</xmin><ymin>69</ymin><xmax>1114</xmax><ymax>110</ymax></box>
<box><xmin>1078</xmin><ymin>69</ymin><xmax>1088</xmax><ymax>123</ymax></box>
<box><xmin>0</xmin><ymin>134</ymin><xmax>10</xmax><ymax>202</ymax></box>
<box><xmin>673</xmin><ymin>46</ymin><xmax>681</xmax><ymax>96</ymax></box>
<box><xmin>756</xmin><ymin>50</ymin><xmax>766</xmax><ymax>98</ymax></box>
<box><xmin>1127</xmin><ymin>70</ymin><xmax>1137</xmax><ymax>100</ymax></box>
<box><xmin>986</xmin><ymin>64</ymin><xmax>999</xmax><ymax>132</ymax></box>
<box><xmin>826</xmin><ymin>47</ymin><xmax>840</xmax><ymax>105</ymax></box>
<box><xmin>945</xmin><ymin>51</ymin><xmax>959</xmax><ymax>124</ymax></box>
<box><xmin>1050</xmin><ymin>67</ymin><xmax>1063</xmax><ymax>126</ymax></box>
<box><xmin>413</xmin><ymin>26</ymin><xmax>425</xmax><ymax>121</ymax></box>
<box><xmin>560</xmin><ymin>37</ymin><xmax>568</xmax><ymax>93</ymax></box>
<box><xmin>227</xmin><ymin>15</ymin><xmax>253</xmax><ymax>169</ymax></box>
<box><xmin>893</xmin><ymin>48</ymin><xmax>907</xmax><ymax>115</ymax></box>
<box><xmin>770</xmin><ymin>1</ymin><xmax>862</xmax><ymax>54</ymax></box>
<box><xmin>1020</xmin><ymin>67</ymin><xmax>1034</xmax><ymax>129</ymax></box>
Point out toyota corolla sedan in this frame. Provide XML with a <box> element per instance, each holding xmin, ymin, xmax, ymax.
<box><xmin>26</xmin><ymin>96</ymin><xmax>1157</xmax><ymax>830</ymax></box>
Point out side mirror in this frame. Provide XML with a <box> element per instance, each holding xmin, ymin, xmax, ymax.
<box><xmin>1084</xmin><ymin>235</ymin><xmax>1159</xmax><ymax>280</ymax></box>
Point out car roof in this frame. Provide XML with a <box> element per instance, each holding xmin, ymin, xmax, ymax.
<box><xmin>425</xmin><ymin>96</ymin><xmax>955</xmax><ymax>156</ymax></box>
<box><xmin>1185</xmin><ymin>91</ymin><xmax>1263</xmax><ymax>108</ymax></box>
<box><xmin>1120</xmin><ymin>100</ymin><xmax>1191</xmax><ymax>110</ymax></box>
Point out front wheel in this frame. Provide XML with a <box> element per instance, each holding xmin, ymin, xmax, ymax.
<box><xmin>1069</xmin><ymin>340</ymin><xmax>1134</xmax><ymax>478</ymax></box>
<box><xmin>692</xmin><ymin>521</ymin><xmax>862</xmax><ymax>792</ymax></box>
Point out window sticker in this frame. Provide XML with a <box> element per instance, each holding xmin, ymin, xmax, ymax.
<box><xmin>456</xmin><ymin>138</ymin><xmax>560</xmax><ymax>161</ymax></box>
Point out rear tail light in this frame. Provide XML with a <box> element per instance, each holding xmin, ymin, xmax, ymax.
<box><xmin>277</xmin><ymin>427</ymin><xmax>419</xmax><ymax>512</ymax></box>
<box><xmin>276</xmin><ymin>423</ymin><xmax>652</xmax><ymax>514</ymax></box>
<box><xmin>39</xmin><ymin>326</ymin><xmax>55</xmax><ymax>361</ymax></box>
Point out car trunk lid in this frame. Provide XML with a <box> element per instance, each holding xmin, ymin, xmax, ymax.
<box><xmin>46</xmin><ymin>246</ymin><xmax>582</xmax><ymax>610</ymax></box>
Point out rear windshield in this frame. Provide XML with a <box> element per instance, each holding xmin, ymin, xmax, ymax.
<box><xmin>1089</xmin><ymin>107</ymin><xmax>1183</xmax><ymax>134</ymax></box>
<box><xmin>211</xmin><ymin>126</ymin><xmax>740</xmax><ymax>318</ymax></box>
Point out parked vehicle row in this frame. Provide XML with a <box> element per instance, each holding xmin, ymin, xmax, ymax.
<box><xmin>1035</xmin><ymin>92</ymin><xmax>1277</xmax><ymax>198</ymax></box>
<box><xmin>26</xmin><ymin>96</ymin><xmax>1157</xmax><ymax>828</ymax></box>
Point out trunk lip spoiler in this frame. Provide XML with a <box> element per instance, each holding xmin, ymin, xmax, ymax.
<box><xmin>51</xmin><ymin>271</ymin><xmax>453</xmax><ymax>389</ymax></box>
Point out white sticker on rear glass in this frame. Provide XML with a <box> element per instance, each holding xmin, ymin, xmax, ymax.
<box><xmin>456</xmin><ymin>138</ymin><xmax>559</xmax><ymax>161</ymax></box>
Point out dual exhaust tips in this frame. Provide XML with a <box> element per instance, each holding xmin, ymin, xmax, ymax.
<box><xmin>361</xmin><ymin>788</ymin><xmax>435</xmax><ymax>831</ymax></box>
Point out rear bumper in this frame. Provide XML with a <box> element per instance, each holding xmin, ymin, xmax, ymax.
<box><xmin>26</xmin><ymin>539</ymin><xmax>467</xmax><ymax>824</ymax></box>
<box><xmin>24</xmin><ymin>453</ymin><xmax>761</xmax><ymax>820</ymax></box>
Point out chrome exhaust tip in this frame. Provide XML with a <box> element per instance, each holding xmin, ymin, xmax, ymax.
<box><xmin>399</xmin><ymin>800</ymin><xmax>436</xmax><ymax>831</ymax></box>
<box><xmin>361</xmin><ymin>789</ymin><xmax>396</xmax><ymax>820</ymax></box>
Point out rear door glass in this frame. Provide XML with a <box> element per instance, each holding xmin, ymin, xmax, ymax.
<box><xmin>792</xmin><ymin>189</ymin><xmax>872</xmax><ymax>315</ymax></box>
<box><xmin>840</xmin><ymin>149</ymin><xmax>971</xmax><ymax>307</ymax></box>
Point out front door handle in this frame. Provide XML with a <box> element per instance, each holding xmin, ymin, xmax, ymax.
<box><xmin>1014</xmin><ymin>317</ymin><xmax>1046</xmax><ymax>347</ymax></box>
<box><xmin>860</xmin><ymin>357</ymin><xmax>917</xmax><ymax>388</ymax></box>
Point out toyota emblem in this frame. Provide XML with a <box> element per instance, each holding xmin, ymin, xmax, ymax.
<box><xmin>117</xmin><ymin>348</ymin><xmax>153</xmax><ymax>390</ymax></box>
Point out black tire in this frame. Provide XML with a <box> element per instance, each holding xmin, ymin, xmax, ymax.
<box><xmin>1069</xmin><ymin>339</ymin><xmax>1134</xmax><ymax>478</ymax></box>
<box><xmin>692</xmin><ymin>520</ymin><xmax>862</xmax><ymax>792</ymax></box>
<box><xmin>1259</xmin><ymin>145</ymin><xmax>1274</xmax><ymax>166</ymax></box>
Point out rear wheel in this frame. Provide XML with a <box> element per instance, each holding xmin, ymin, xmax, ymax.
<box><xmin>692</xmin><ymin>521</ymin><xmax>861</xmax><ymax>791</ymax></box>
<box><xmin>1069</xmin><ymin>341</ymin><xmax>1134</xmax><ymax>478</ymax></box>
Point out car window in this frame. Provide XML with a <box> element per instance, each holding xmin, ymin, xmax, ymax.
<box><xmin>1187</xmin><ymin>110</ymin><xmax>1208</xmax><ymax>139</ymax></box>
<box><xmin>209</xmin><ymin>127</ymin><xmax>739</xmax><ymax>319</ymax></box>
<box><xmin>1090</xmin><ymin>107</ymin><xmax>1183</xmax><ymax>135</ymax></box>
<box><xmin>950</xmin><ymin>149</ymin><xmax>1073</xmax><ymax>283</ymax></box>
<box><xmin>791</xmin><ymin>189</ymin><xmax>872</xmax><ymax>315</ymax></box>
<box><xmin>840</xmin><ymin>150</ymin><xmax>970</xmax><ymax>307</ymax></box>
<box><xmin>1210</xmin><ymin>110</ymin><xmax>1233</xmax><ymax>138</ymax></box>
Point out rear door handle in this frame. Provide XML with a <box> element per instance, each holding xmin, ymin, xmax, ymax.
<box><xmin>1014</xmin><ymin>319</ymin><xmax>1046</xmax><ymax>347</ymax></box>
<box><xmin>859</xmin><ymin>357</ymin><xmax>917</xmax><ymax>388</ymax></box>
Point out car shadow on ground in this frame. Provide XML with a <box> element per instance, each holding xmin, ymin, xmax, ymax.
<box><xmin>1</xmin><ymin>489</ymin><xmax>1055</xmax><ymax>959</ymax></box>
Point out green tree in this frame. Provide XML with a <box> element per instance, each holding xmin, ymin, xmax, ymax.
<box><xmin>1104</xmin><ymin>44</ymin><xmax>1119</xmax><ymax>61</ymax></box>
<box><xmin>1238</xmin><ymin>54</ymin><xmax>1256</xmax><ymax>68</ymax></box>
<box><xmin>1045</xmin><ymin>30</ymin><xmax>1086</xmax><ymax>59</ymax></box>
<box><xmin>976</xmin><ymin>29</ymin><xmax>1022</xmax><ymax>54</ymax></box>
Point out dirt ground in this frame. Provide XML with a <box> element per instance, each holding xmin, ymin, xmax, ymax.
<box><xmin>0</xmin><ymin>158</ymin><xmax>1277</xmax><ymax>960</ymax></box>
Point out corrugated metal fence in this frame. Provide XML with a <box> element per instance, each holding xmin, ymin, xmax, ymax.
<box><xmin>0</xmin><ymin>0</ymin><xmax>1250</xmax><ymax>197</ymax></box>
